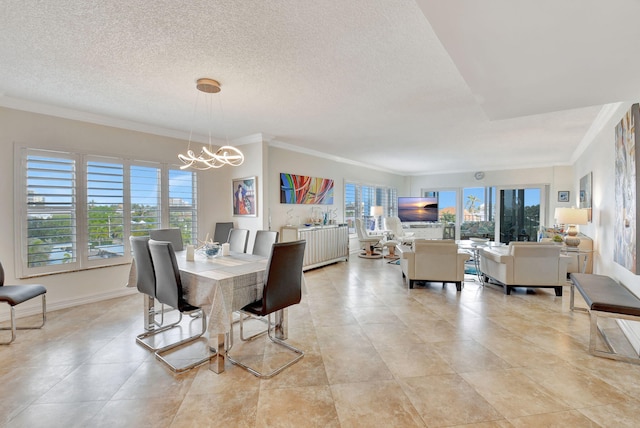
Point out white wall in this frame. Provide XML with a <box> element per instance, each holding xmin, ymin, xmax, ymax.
<box><xmin>572</xmin><ymin>102</ymin><xmax>640</xmax><ymax>349</ymax></box>
<box><xmin>408</xmin><ymin>165</ymin><xmax>575</xmax><ymax>225</ymax></box>
<box><xmin>198</xmin><ymin>139</ymin><xmax>269</xmax><ymax>250</ymax></box>
<box><xmin>266</xmin><ymin>146</ymin><xmax>408</xmax><ymax>232</ymax></box>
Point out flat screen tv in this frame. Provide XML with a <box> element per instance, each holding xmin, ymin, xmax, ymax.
<box><xmin>397</xmin><ymin>196</ymin><xmax>438</xmax><ymax>222</ymax></box>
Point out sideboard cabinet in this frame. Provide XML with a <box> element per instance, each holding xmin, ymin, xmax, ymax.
<box><xmin>281</xmin><ymin>224</ymin><xmax>349</xmax><ymax>270</ymax></box>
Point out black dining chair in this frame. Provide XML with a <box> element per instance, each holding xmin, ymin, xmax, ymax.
<box><xmin>252</xmin><ymin>230</ymin><xmax>279</xmax><ymax>257</ymax></box>
<box><xmin>227</xmin><ymin>240</ymin><xmax>306</xmax><ymax>378</ymax></box>
<box><xmin>213</xmin><ymin>222</ymin><xmax>234</xmax><ymax>244</ymax></box>
<box><xmin>228</xmin><ymin>228</ymin><xmax>250</xmax><ymax>253</ymax></box>
<box><xmin>0</xmin><ymin>262</ymin><xmax>47</xmax><ymax>344</ymax></box>
<box><xmin>150</xmin><ymin>228</ymin><xmax>184</xmax><ymax>251</ymax></box>
<box><xmin>130</xmin><ymin>236</ymin><xmax>183</xmax><ymax>351</ymax></box>
<box><xmin>148</xmin><ymin>239</ymin><xmax>211</xmax><ymax>373</ymax></box>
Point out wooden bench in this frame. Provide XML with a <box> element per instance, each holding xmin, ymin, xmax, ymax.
<box><xmin>570</xmin><ymin>273</ymin><xmax>640</xmax><ymax>364</ymax></box>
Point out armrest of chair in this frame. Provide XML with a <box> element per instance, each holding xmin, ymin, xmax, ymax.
<box><xmin>456</xmin><ymin>251</ymin><xmax>471</xmax><ymax>280</ymax></box>
<box><xmin>558</xmin><ymin>254</ymin><xmax>571</xmax><ymax>281</ymax></box>
<box><xmin>480</xmin><ymin>248</ymin><xmax>512</xmax><ymax>264</ymax></box>
<box><xmin>397</xmin><ymin>244</ymin><xmax>414</xmax><ymax>260</ymax></box>
<box><xmin>396</xmin><ymin>244</ymin><xmax>415</xmax><ymax>277</ymax></box>
<box><xmin>457</xmin><ymin>251</ymin><xmax>471</xmax><ymax>264</ymax></box>
<box><xmin>480</xmin><ymin>247</ymin><xmax>514</xmax><ymax>283</ymax></box>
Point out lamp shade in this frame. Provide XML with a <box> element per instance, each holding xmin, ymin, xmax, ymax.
<box><xmin>370</xmin><ymin>206</ymin><xmax>383</xmax><ymax>217</ymax></box>
<box><xmin>555</xmin><ymin>207</ymin><xmax>588</xmax><ymax>225</ymax></box>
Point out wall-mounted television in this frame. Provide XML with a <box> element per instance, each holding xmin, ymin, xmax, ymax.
<box><xmin>397</xmin><ymin>196</ymin><xmax>438</xmax><ymax>222</ymax></box>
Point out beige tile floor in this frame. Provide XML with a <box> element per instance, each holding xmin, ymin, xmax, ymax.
<box><xmin>2</xmin><ymin>257</ymin><xmax>640</xmax><ymax>427</ymax></box>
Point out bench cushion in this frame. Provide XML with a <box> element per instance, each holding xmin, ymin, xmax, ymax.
<box><xmin>571</xmin><ymin>273</ymin><xmax>640</xmax><ymax>317</ymax></box>
<box><xmin>0</xmin><ymin>285</ymin><xmax>47</xmax><ymax>306</ymax></box>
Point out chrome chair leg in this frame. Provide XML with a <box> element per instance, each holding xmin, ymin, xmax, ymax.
<box><xmin>227</xmin><ymin>313</ymin><xmax>304</xmax><ymax>379</ymax></box>
<box><xmin>238</xmin><ymin>311</ymin><xmax>270</xmax><ymax>342</ymax></box>
<box><xmin>154</xmin><ymin>310</ymin><xmax>213</xmax><ymax>373</ymax></box>
<box><xmin>136</xmin><ymin>311</ymin><xmax>184</xmax><ymax>351</ymax></box>
<box><xmin>0</xmin><ymin>295</ymin><xmax>46</xmax><ymax>345</ymax></box>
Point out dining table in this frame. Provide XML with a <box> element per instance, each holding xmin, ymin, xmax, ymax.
<box><xmin>128</xmin><ymin>249</ymin><xmax>285</xmax><ymax>373</ymax></box>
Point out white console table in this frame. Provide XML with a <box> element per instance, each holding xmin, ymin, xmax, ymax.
<box><xmin>404</xmin><ymin>223</ymin><xmax>444</xmax><ymax>240</ymax></box>
<box><xmin>281</xmin><ymin>224</ymin><xmax>349</xmax><ymax>270</ymax></box>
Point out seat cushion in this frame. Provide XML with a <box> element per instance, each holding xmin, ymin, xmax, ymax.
<box><xmin>572</xmin><ymin>273</ymin><xmax>640</xmax><ymax>316</ymax></box>
<box><xmin>0</xmin><ymin>285</ymin><xmax>46</xmax><ymax>306</ymax></box>
<box><xmin>242</xmin><ymin>299</ymin><xmax>264</xmax><ymax>316</ymax></box>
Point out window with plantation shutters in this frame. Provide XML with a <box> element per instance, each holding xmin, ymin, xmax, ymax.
<box><xmin>168</xmin><ymin>168</ymin><xmax>197</xmax><ymax>246</ymax></box>
<box><xmin>23</xmin><ymin>151</ymin><xmax>78</xmax><ymax>274</ymax></box>
<box><xmin>87</xmin><ymin>158</ymin><xmax>125</xmax><ymax>261</ymax></box>
<box><xmin>344</xmin><ymin>181</ymin><xmax>397</xmax><ymax>234</ymax></box>
<box><xmin>130</xmin><ymin>165</ymin><xmax>161</xmax><ymax>237</ymax></box>
<box><xmin>16</xmin><ymin>146</ymin><xmax>198</xmax><ymax>278</ymax></box>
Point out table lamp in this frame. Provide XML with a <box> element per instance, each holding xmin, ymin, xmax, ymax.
<box><xmin>555</xmin><ymin>207</ymin><xmax>588</xmax><ymax>247</ymax></box>
<box><xmin>370</xmin><ymin>206</ymin><xmax>384</xmax><ymax>231</ymax></box>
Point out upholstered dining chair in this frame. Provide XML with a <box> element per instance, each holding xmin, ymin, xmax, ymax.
<box><xmin>252</xmin><ymin>230</ymin><xmax>279</xmax><ymax>257</ymax></box>
<box><xmin>213</xmin><ymin>222</ymin><xmax>234</xmax><ymax>244</ymax></box>
<box><xmin>228</xmin><ymin>228</ymin><xmax>250</xmax><ymax>253</ymax></box>
<box><xmin>227</xmin><ymin>240</ymin><xmax>306</xmax><ymax>378</ymax></box>
<box><xmin>355</xmin><ymin>218</ymin><xmax>382</xmax><ymax>258</ymax></box>
<box><xmin>149</xmin><ymin>228</ymin><xmax>184</xmax><ymax>251</ymax></box>
<box><xmin>0</xmin><ymin>262</ymin><xmax>47</xmax><ymax>344</ymax></box>
<box><xmin>130</xmin><ymin>236</ymin><xmax>183</xmax><ymax>351</ymax></box>
<box><xmin>148</xmin><ymin>240</ymin><xmax>211</xmax><ymax>373</ymax></box>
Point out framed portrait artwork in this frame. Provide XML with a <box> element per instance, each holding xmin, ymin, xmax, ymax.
<box><xmin>558</xmin><ymin>191</ymin><xmax>570</xmax><ymax>202</ymax></box>
<box><xmin>232</xmin><ymin>176</ymin><xmax>257</xmax><ymax>217</ymax></box>
<box><xmin>579</xmin><ymin>172</ymin><xmax>592</xmax><ymax>222</ymax></box>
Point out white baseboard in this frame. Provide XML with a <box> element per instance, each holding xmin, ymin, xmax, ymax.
<box><xmin>0</xmin><ymin>287</ymin><xmax>138</xmax><ymax>323</ymax></box>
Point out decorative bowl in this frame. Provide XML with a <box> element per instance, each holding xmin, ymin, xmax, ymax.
<box><xmin>204</xmin><ymin>243</ymin><xmax>221</xmax><ymax>258</ymax></box>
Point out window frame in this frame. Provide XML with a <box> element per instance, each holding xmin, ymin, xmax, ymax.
<box><xmin>420</xmin><ymin>185</ymin><xmax>548</xmax><ymax>241</ymax></box>
<box><xmin>14</xmin><ymin>145</ymin><xmax>198</xmax><ymax>278</ymax></box>
<box><xmin>344</xmin><ymin>180</ymin><xmax>397</xmax><ymax>234</ymax></box>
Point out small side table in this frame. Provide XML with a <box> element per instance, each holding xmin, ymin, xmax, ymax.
<box><xmin>457</xmin><ymin>240</ymin><xmax>487</xmax><ymax>284</ymax></box>
<box><xmin>562</xmin><ymin>247</ymin><xmax>593</xmax><ymax>274</ymax></box>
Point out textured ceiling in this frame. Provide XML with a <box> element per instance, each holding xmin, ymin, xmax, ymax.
<box><xmin>0</xmin><ymin>0</ymin><xmax>637</xmax><ymax>175</ymax></box>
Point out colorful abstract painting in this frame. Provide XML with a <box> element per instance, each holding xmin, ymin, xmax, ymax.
<box><xmin>614</xmin><ymin>104</ymin><xmax>639</xmax><ymax>274</ymax></box>
<box><xmin>280</xmin><ymin>173</ymin><xmax>334</xmax><ymax>205</ymax></box>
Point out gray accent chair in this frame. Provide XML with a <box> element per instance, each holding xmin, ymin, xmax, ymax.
<box><xmin>213</xmin><ymin>222</ymin><xmax>234</xmax><ymax>244</ymax></box>
<box><xmin>150</xmin><ymin>228</ymin><xmax>184</xmax><ymax>251</ymax></box>
<box><xmin>148</xmin><ymin>240</ymin><xmax>211</xmax><ymax>373</ymax></box>
<box><xmin>228</xmin><ymin>228</ymin><xmax>250</xmax><ymax>253</ymax></box>
<box><xmin>252</xmin><ymin>230</ymin><xmax>279</xmax><ymax>257</ymax></box>
<box><xmin>227</xmin><ymin>240</ymin><xmax>306</xmax><ymax>378</ymax></box>
<box><xmin>130</xmin><ymin>236</ymin><xmax>183</xmax><ymax>351</ymax></box>
<box><xmin>0</xmin><ymin>262</ymin><xmax>47</xmax><ymax>344</ymax></box>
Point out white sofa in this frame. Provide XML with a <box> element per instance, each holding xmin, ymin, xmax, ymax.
<box><xmin>397</xmin><ymin>239</ymin><xmax>470</xmax><ymax>291</ymax></box>
<box><xmin>479</xmin><ymin>242</ymin><xmax>570</xmax><ymax>295</ymax></box>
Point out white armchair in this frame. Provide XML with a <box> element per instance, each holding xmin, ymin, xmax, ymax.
<box><xmin>355</xmin><ymin>218</ymin><xmax>382</xmax><ymax>258</ymax></box>
<box><xmin>397</xmin><ymin>239</ymin><xmax>470</xmax><ymax>291</ymax></box>
<box><xmin>383</xmin><ymin>216</ymin><xmax>414</xmax><ymax>244</ymax></box>
<box><xmin>479</xmin><ymin>242</ymin><xmax>570</xmax><ymax>295</ymax></box>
